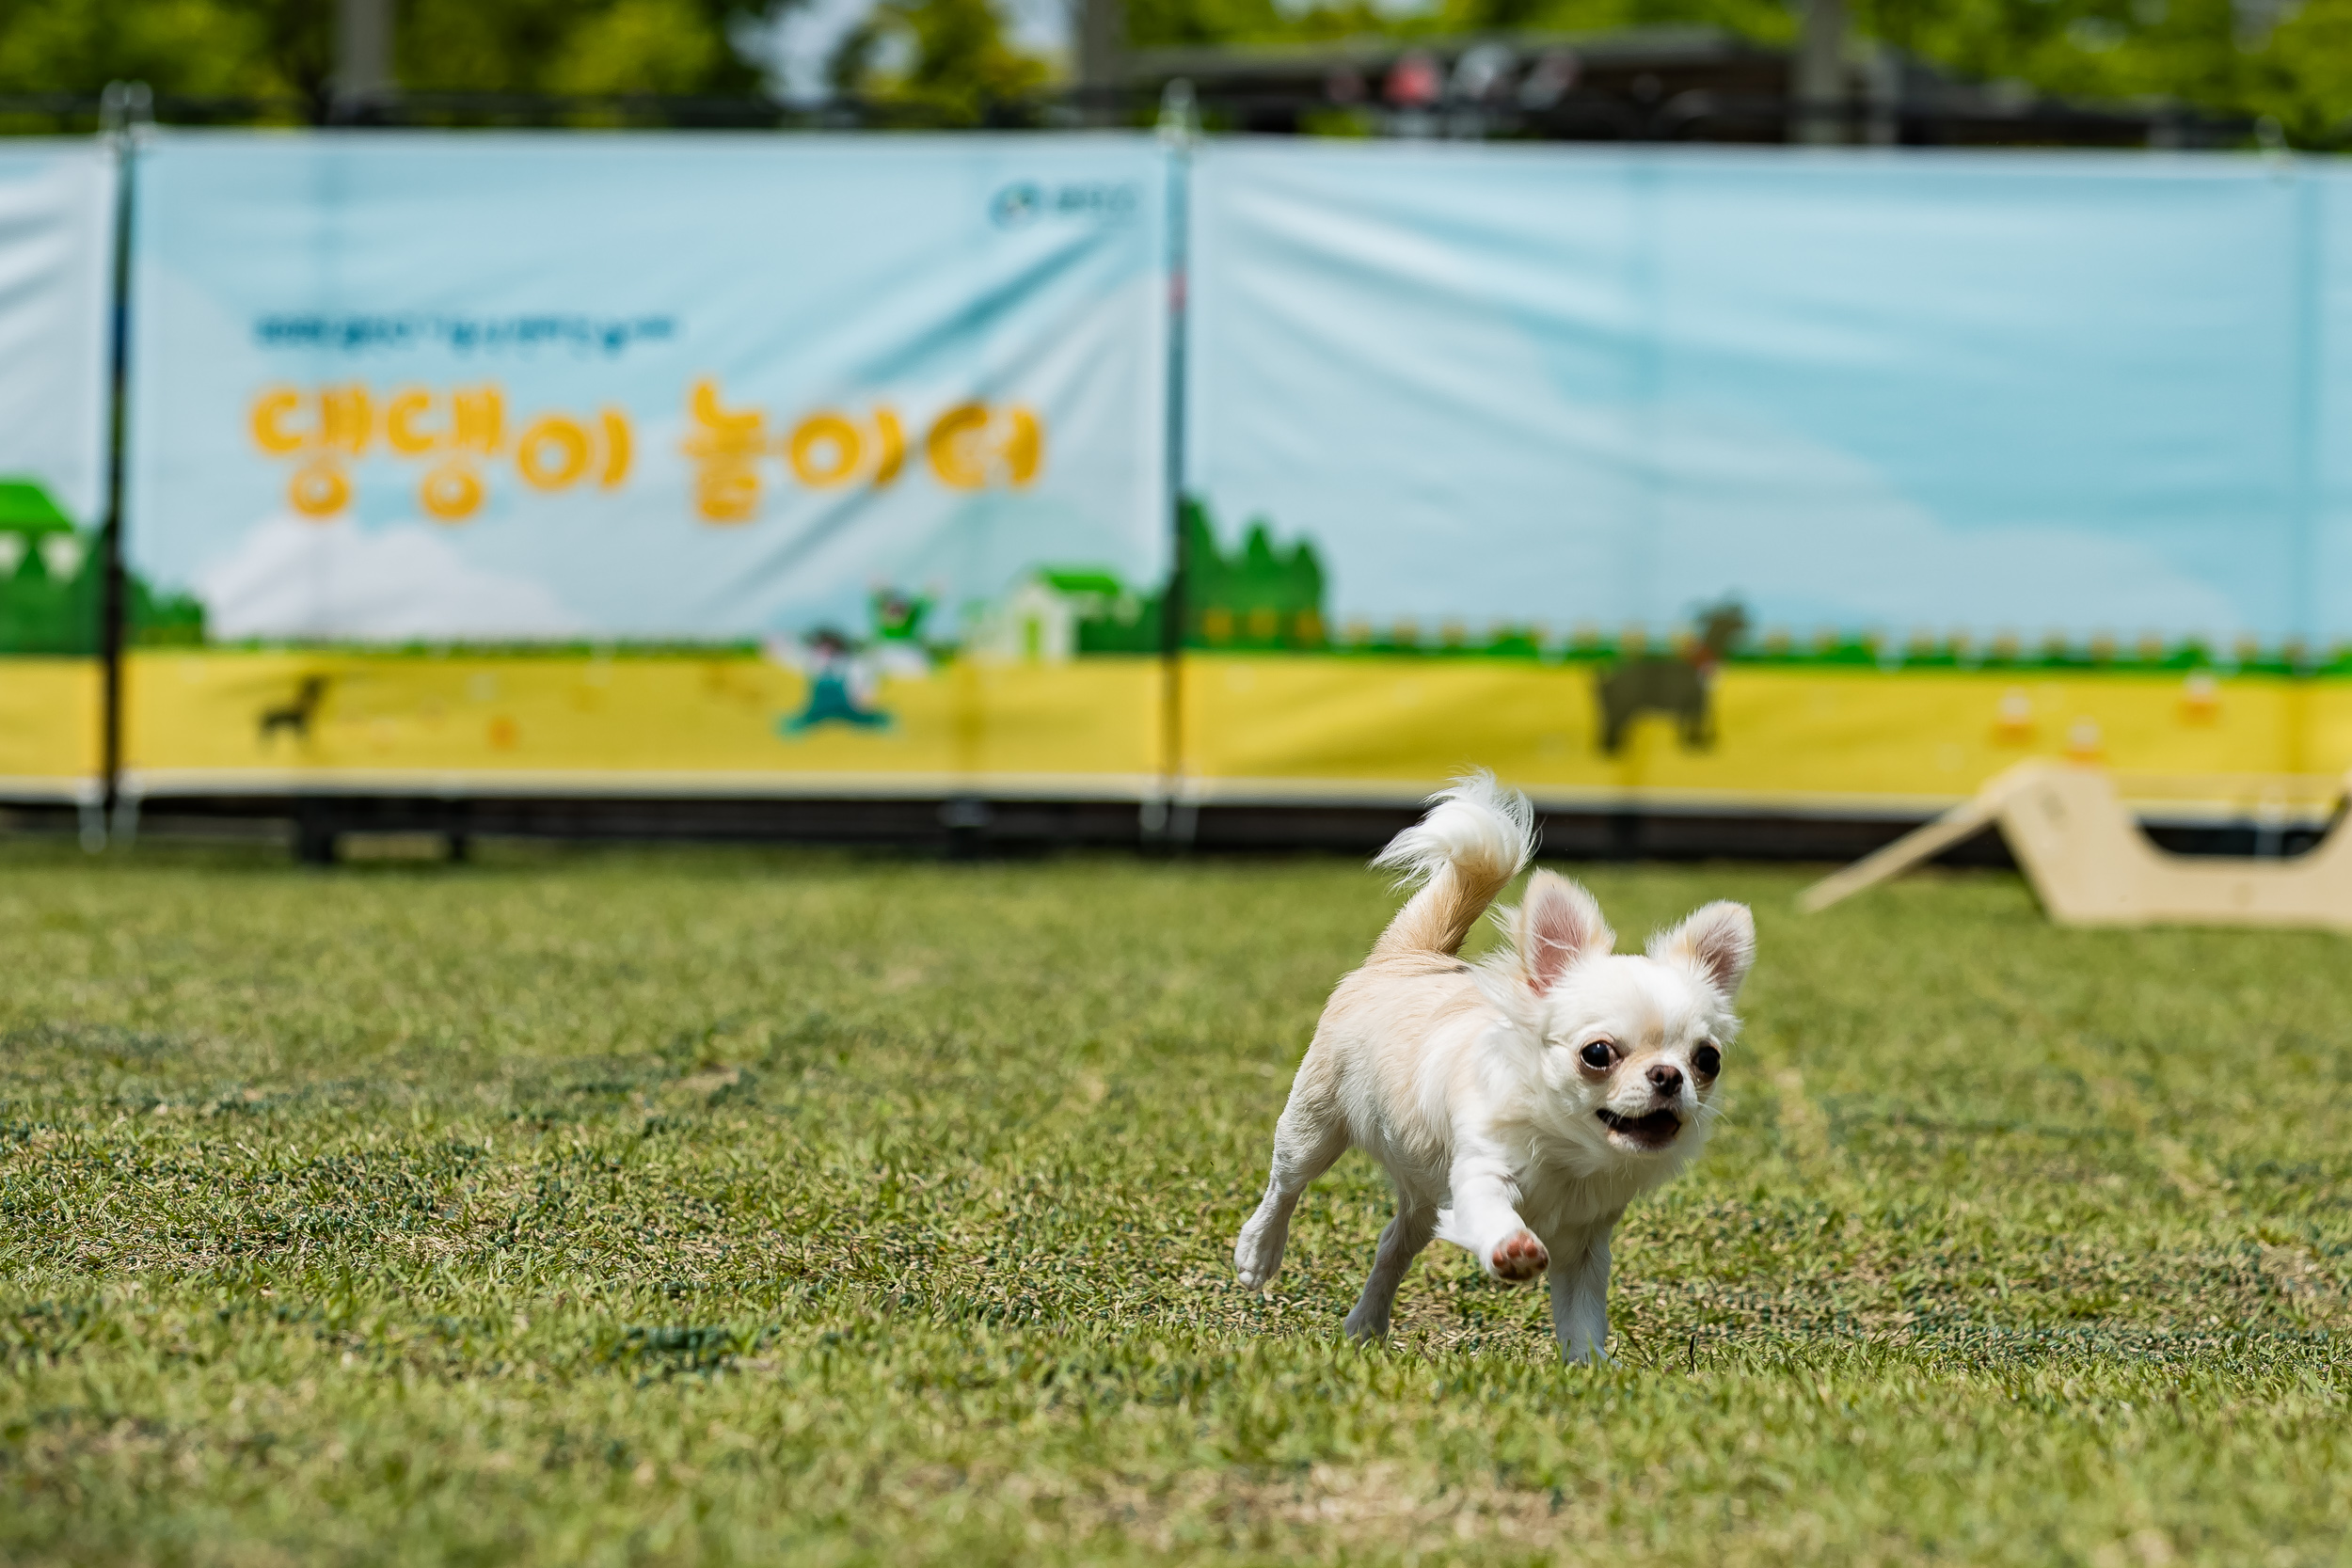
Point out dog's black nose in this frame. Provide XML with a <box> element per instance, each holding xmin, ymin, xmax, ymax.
<box><xmin>1646</xmin><ymin>1064</ymin><xmax>1683</xmax><ymax>1097</ymax></box>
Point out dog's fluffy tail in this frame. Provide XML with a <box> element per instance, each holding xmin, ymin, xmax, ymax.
<box><xmin>1369</xmin><ymin>771</ymin><xmax>1535</xmax><ymax>960</ymax></box>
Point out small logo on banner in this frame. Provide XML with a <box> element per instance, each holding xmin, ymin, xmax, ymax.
<box><xmin>990</xmin><ymin>181</ymin><xmax>1141</xmax><ymax>229</ymax></box>
<box><xmin>991</xmin><ymin>182</ymin><xmax>1044</xmax><ymax>228</ymax></box>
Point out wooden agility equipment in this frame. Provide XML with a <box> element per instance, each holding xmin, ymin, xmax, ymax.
<box><xmin>1799</xmin><ymin>761</ymin><xmax>2352</xmax><ymax>929</ymax></box>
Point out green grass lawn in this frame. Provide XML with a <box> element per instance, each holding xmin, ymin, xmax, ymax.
<box><xmin>0</xmin><ymin>841</ymin><xmax>2346</xmax><ymax>1566</ymax></box>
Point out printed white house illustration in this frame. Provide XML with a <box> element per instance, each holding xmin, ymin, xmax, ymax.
<box><xmin>968</xmin><ymin>568</ymin><xmax>1143</xmax><ymax>661</ymax></box>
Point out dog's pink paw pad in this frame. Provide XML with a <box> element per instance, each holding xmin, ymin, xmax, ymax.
<box><xmin>1489</xmin><ymin>1231</ymin><xmax>1549</xmax><ymax>1282</ymax></box>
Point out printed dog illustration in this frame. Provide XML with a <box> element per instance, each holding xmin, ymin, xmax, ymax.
<box><xmin>1596</xmin><ymin>601</ymin><xmax>1747</xmax><ymax>755</ymax></box>
<box><xmin>259</xmin><ymin>675</ymin><xmax>330</xmax><ymax>743</ymax></box>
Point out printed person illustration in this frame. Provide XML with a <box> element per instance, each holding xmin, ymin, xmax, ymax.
<box><xmin>773</xmin><ymin>628</ymin><xmax>892</xmax><ymax>735</ymax></box>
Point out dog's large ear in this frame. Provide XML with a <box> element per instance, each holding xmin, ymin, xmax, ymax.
<box><xmin>1651</xmin><ymin>901</ymin><xmax>1756</xmax><ymax>1000</ymax></box>
<box><xmin>1504</xmin><ymin>871</ymin><xmax>1613</xmax><ymax>994</ymax></box>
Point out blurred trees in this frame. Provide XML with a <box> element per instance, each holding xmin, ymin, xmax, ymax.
<box><xmin>0</xmin><ymin>0</ymin><xmax>787</xmax><ymax>109</ymax></box>
<box><xmin>0</xmin><ymin>0</ymin><xmax>295</xmax><ymax>101</ymax></box>
<box><xmin>1845</xmin><ymin>0</ymin><xmax>2352</xmax><ymax>144</ymax></box>
<box><xmin>1121</xmin><ymin>0</ymin><xmax>2352</xmax><ymax>143</ymax></box>
<box><xmin>827</xmin><ymin>0</ymin><xmax>1050</xmax><ymax>119</ymax></box>
<box><xmin>0</xmin><ymin>0</ymin><xmax>1057</xmax><ymax>123</ymax></box>
<box><xmin>403</xmin><ymin>0</ymin><xmax>777</xmax><ymax>97</ymax></box>
<box><xmin>1846</xmin><ymin>0</ymin><xmax>2252</xmax><ymax>119</ymax></box>
<box><xmin>2261</xmin><ymin>1</ymin><xmax>2352</xmax><ymax>140</ymax></box>
<box><xmin>1120</xmin><ymin>0</ymin><xmax>1788</xmax><ymax>49</ymax></box>
<box><xmin>6</xmin><ymin>0</ymin><xmax>2352</xmax><ymax>139</ymax></box>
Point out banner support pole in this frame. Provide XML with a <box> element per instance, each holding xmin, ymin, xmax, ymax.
<box><xmin>94</xmin><ymin>82</ymin><xmax>150</xmax><ymax>852</ymax></box>
<box><xmin>1150</xmin><ymin>80</ymin><xmax>1199</xmax><ymax>849</ymax></box>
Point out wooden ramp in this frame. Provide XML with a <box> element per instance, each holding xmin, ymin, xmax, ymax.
<box><xmin>1800</xmin><ymin>762</ymin><xmax>2352</xmax><ymax>929</ymax></box>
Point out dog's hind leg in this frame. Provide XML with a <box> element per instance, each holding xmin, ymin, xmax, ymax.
<box><xmin>1234</xmin><ymin>1060</ymin><xmax>1349</xmax><ymax>1291</ymax></box>
<box><xmin>1341</xmin><ymin>1203</ymin><xmax>1435</xmax><ymax>1340</ymax></box>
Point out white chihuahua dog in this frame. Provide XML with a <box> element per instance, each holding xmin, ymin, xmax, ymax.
<box><xmin>1232</xmin><ymin>773</ymin><xmax>1756</xmax><ymax>1363</ymax></box>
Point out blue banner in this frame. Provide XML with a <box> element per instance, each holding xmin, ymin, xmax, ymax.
<box><xmin>108</xmin><ymin>132</ymin><xmax>2352</xmax><ymax>809</ymax></box>
<box><xmin>0</xmin><ymin>140</ymin><xmax>115</xmax><ymax>797</ymax></box>
<box><xmin>121</xmin><ymin>133</ymin><xmax>1173</xmax><ymax>797</ymax></box>
<box><xmin>128</xmin><ymin>132</ymin><xmax>1170</xmax><ymax>646</ymax></box>
<box><xmin>1178</xmin><ymin>142</ymin><xmax>2352</xmax><ymax>811</ymax></box>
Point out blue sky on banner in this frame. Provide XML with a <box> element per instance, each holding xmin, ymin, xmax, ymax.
<box><xmin>0</xmin><ymin>142</ymin><xmax>115</xmax><ymax>529</ymax></box>
<box><xmin>1187</xmin><ymin>142</ymin><xmax>2330</xmax><ymax>648</ymax></box>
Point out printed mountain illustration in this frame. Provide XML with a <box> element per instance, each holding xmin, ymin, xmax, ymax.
<box><xmin>1065</xmin><ymin>567</ymin><xmax>1158</xmax><ymax>655</ymax></box>
<box><xmin>0</xmin><ymin>478</ymin><xmax>205</xmax><ymax>654</ymax></box>
<box><xmin>1180</xmin><ymin>500</ymin><xmax>1327</xmax><ymax>650</ymax></box>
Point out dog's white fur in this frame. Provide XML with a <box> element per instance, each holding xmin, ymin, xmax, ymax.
<box><xmin>1232</xmin><ymin>772</ymin><xmax>1756</xmax><ymax>1363</ymax></box>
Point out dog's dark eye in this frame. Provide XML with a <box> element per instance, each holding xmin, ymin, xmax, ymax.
<box><xmin>1579</xmin><ymin>1040</ymin><xmax>1613</xmax><ymax>1070</ymax></box>
<box><xmin>1692</xmin><ymin>1043</ymin><xmax>1722</xmax><ymax>1079</ymax></box>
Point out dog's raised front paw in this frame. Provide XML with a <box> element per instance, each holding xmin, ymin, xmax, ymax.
<box><xmin>1233</xmin><ymin>1223</ymin><xmax>1284</xmax><ymax>1291</ymax></box>
<box><xmin>1486</xmin><ymin>1230</ymin><xmax>1549</xmax><ymax>1283</ymax></box>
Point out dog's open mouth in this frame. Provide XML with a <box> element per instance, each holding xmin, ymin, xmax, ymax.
<box><xmin>1597</xmin><ymin>1107</ymin><xmax>1682</xmax><ymax>1148</ymax></box>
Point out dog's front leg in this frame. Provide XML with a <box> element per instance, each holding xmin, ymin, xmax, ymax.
<box><xmin>1444</xmin><ymin>1149</ymin><xmax>1549</xmax><ymax>1283</ymax></box>
<box><xmin>1546</xmin><ymin>1212</ymin><xmax>1622</xmax><ymax>1364</ymax></box>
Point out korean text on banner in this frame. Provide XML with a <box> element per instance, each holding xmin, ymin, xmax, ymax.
<box><xmin>125</xmin><ymin>133</ymin><xmax>1170</xmax><ymax>798</ymax></box>
<box><xmin>0</xmin><ymin>141</ymin><xmax>116</xmax><ymax>800</ymax></box>
<box><xmin>1184</xmin><ymin>141</ymin><xmax>2348</xmax><ymax>816</ymax></box>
